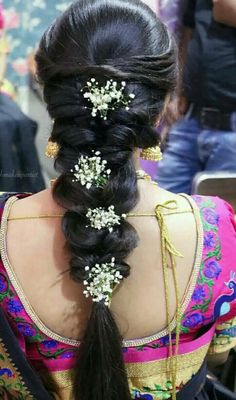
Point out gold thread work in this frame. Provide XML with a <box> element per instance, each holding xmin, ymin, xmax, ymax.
<box><xmin>45</xmin><ymin>140</ymin><xmax>60</xmax><ymax>159</ymax></box>
<box><xmin>140</xmin><ymin>146</ymin><xmax>163</xmax><ymax>162</ymax></box>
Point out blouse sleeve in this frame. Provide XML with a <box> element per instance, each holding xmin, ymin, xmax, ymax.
<box><xmin>208</xmin><ymin>200</ymin><xmax>236</xmax><ymax>355</ymax></box>
<box><xmin>209</xmin><ymin>317</ymin><xmax>236</xmax><ymax>355</ymax></box>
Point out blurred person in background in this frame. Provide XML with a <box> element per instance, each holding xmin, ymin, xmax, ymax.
<box><xmin>0</xmin><ymin>1</ymin><xmax>16</xmax><ymax>100</ymax></box>
<box><xmin>157</xmin><ymin>0</ymin><xmax>236</xmax><ymax>194</ymax></box>
<box><xmin>0</xmin><ymin>2</ymin><xmax>45</xmax><ymax>193</ymax></box>
<box><xmin>140</xmin><ymin>0</ymin><xmax>187</xmax><ymax>180</ymax></box>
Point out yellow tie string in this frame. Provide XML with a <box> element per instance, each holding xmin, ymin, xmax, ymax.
<box><xmin>155</xmin><ymin>201</ymin><xmax>183</xmax><ymax>400</ymax></box>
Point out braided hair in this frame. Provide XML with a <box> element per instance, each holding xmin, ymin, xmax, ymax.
<box><xmin>35</xmin><ymin>1</ymin><xmax>177</xmax><ymax>399</ymax></box>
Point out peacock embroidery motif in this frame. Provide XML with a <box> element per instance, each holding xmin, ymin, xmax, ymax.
<box><xmin>213</xmin><ymin>272</ymin><xmax>236</xmax><ymax>319</ymax></box>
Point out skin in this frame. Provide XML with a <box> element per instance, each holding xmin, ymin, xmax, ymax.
<box><xmin>213</xmin><ymin>0</ymin><xmax>236</xmax><ymax>27</ymax></box>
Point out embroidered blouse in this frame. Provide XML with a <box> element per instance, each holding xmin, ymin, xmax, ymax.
<box><xmin>0</xmin><ymin>192</ymin><xmax>236</xmax><ymax>400</ymax></box>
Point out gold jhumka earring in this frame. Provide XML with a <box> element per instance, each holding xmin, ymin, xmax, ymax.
<box><xmin>140</xmin><ymin>146</ymin><xmax>163</xmax><ymax>162</ymax></box>
<box><xmin>45</xmin><ymin>139</ymin><xmax>60</xmax><ymax>159</ymax></box>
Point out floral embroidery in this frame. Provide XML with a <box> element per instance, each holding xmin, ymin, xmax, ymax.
<box><xmin>0</xmin><ymin>274</ymin><xmax>8</xmax><ymax>294</ymax></box>
<box><xmin>136</xmin><ymin>342</ymin><xmax>162</xmax><ymax>351</ymax></box>
<box><xmin>42</xmin><ymin>340</ymin><xmax>58</xmax><ymax>350</ymax></box>
<box><xmin>61</xmin><ymin>351</ymin><xmax>75</xmax><ymax>359</ymax></box>
<box><xmin>132</xmin><ymin>381</ymin><xmax>175</xmax><ymax>400</ymax></box>
<box><xmin>204</xmin><ymin>232</ymin><xmax>215</xmax><ymax>248</ymax></box>
<box><xmin>204</xmin><ymin>209</ymin><xmax>219</xmax><ymax>226</ymax></box>
<box><xmin>182</xmin><ymin>313</ymin><xmax>205</xmax><ymax>329</ymax></box>
<box><xmin>17</xmin><ymin>322</ymin><xmax>38</xmax><ymax>337</ymax></box>
<box><xmin>204</xmin><ymin>261</ymin><xmax>221</xmax><ymax>280</ymax></box>
<box><xmin>0</xmin><ymin>368</ymin><xmax>13</xmax><ymax>378</ymax></box>
<box><xmin>37</xmin><ymin>344</ymin><xmax>75</xmax><ymax>359</ymax></box>
<box><xmin>6</xmin><ymin>299</ymin><xmax>23</xmax><ymax>313</ymax></box>
<box><xmin>182</xmin><ymin>196</ymin><xmax>223</xmax><ymax>333</ymax></box>
<box><xmin>192</xmin><ymin>286</ymin><xmax>206</xmax><ymax>303</ymax></box>
<box><xmin>135</xmin><ymin>335</ymin><xmax>173</xmax><ymax>351</ymax></box>
<box><xmin>132</xmin><ymin>391</ymin><xmax>154</xmax><ymax>399</ymax></box>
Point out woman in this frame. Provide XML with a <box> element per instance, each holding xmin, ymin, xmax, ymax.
<box><xmin>0</xmin><ymin>1</ymin><xmax>235</xmax><ymax>399</ymax></box>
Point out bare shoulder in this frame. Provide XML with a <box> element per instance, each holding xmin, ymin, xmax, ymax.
<box><xmin>9</xmin><ymin>189</ymin><xmax>64</xmax><ymax>218</ymax></box>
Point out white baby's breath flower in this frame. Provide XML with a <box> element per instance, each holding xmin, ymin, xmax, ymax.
<box><xmin>82</xmin><ymin>78</ymin><xmax>135</xmax><ymax>120</ymax></box>
<box><xmin>83</xmin><ymin>259</ymin><xmax>123</xmax><ymax>305</ymax></box>
<box><xmin>86</xmin><ymin>205</ymin><xmax>124</xmax><ymax>231</ymax></box>
<box><xmin>71</xmin><ymin>151</ymin><xmax>111</xmax><ymax>188</ymax></box>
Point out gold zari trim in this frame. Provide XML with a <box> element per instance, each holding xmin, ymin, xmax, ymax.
<box><xmin>128</xmin><ymin>344</ymin><xmax>210</xmax><ymax>400</ymax></box>
<box><xmin>40</xmin><ymin>369</ymin><xmax>74</xmax><ymax>389</ymax></box>
<box><xmin>40</xmin><ymin>344</ymin><xmax>210</xmax><ymax>400</ymax></box>
<box><xmin>126</xmin><ymin>344</ymin><xmax>209</xmax><ymax>379</ymax></box>
<box><xmin>0</xmin><ymin>339</ymin><xmax>33</xmax><ymax>398</ymax></box>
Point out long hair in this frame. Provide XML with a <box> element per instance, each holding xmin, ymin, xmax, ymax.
<box><xmin>35</xmin><ymin>1</ymin><xmax>177</xmax><ymax>399</ymax></box>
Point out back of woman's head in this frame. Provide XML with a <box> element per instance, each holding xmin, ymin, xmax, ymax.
<box><xmin>36</xmin><ymin>1</ymin><xmax>177</xmax><ymax>399</ymax></box>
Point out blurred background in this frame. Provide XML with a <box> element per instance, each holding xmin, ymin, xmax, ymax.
<box><xmin>0</xmin><ymin>0</ymin><xmax>73</xmax><ymax>190</ymax></box>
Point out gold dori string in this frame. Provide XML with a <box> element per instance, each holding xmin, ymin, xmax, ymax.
<box><xmin>155</xmin><ymin>201</ymin><xmax>183</xmax><ymax>400</ymax></box>
<box><xmin>7</xmin><ymin>210</ymin><xmax>193</xmax><ymax>221</ymax></box>
<box><xmin>7</xmin><ymin>215</ymin><xmax>63</xmax><ymax>221</ymax></box>
<box><xmin>170</xmin><ymin>251</ymin><xmax>182</xmax><ymax>398</ymax></box>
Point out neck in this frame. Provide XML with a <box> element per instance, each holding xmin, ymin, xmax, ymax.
<box><xmin>133</xmin><ymin>149</ymin><xmax>141</xmax><ymax>171</ymax></box>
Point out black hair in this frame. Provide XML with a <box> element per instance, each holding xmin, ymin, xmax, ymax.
<box><xmin>35</xmin><ymin>1</ymin><xmax>177</xmax><ymax>399</ymax></box>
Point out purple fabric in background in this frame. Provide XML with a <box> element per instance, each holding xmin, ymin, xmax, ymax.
<box><xmin>159</xmin><ymin>0</ymin><xmax>187</xmax><ymax>38</ymax></box>
<box><xmin>140</xmin><ymin>159</ymin><xmax>159</xmax><ymax>179</ymax></box>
